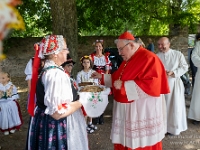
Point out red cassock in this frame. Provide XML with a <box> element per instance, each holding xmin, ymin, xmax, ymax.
<box><xmin>114</xmin><ymin>142</ymin><xmax>162</xmax><ymax>150</ymax></box>
<box><xmin>112</xmin><ymin>46</ymin><xmax>169</xmax><ymax>103</ymax></box>
<box><xmin>111</xmin><ymin>47</ymin><xmax>170</xmax><ymax>150</ymax></box>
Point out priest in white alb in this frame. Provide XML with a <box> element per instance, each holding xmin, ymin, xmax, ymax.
<box><xmin>157</xmin><ymin>37</ymin><xmax>188</xmax><ymax>135</ymax></box>
<box><xmin>188</xmin><ymin>33</ymin><xmax>200</xmax><ymax>125</ymax></box>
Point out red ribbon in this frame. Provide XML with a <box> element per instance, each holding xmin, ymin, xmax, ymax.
<box><xmin>58</xmin><ymin>103</ymin><xmax>68</xmax><ymax>110</ymax></box>
<box><xmin>28</xmin><ymin>43</ymin><xmax>40</xmax><ymax>116</ymax></box>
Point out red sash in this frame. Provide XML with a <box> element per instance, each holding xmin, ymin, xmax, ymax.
<box><xmin>28</xmin><ymin>44</ymin><xmax>40</xmax><ymax>116</ymax></box>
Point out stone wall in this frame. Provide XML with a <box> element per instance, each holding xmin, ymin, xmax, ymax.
<box><xmin>1</xmin><ymin>35</ymin><xmax>189</xmax><ymax>77</ymax></box>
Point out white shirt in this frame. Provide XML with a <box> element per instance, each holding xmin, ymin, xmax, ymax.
<box><xmin>76</xmin><ymin>69</ymin><xmax>98</xmax><ymax>84</ymax></box>
<box><xmin>24</xmin><ymin>58</ymin><xmax>32</xmax><ymax>80</ymax></box>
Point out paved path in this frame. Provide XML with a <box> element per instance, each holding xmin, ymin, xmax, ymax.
<box><xmin>88</xmin><ymin>95</ymin><xmax>200</xmax><ymax>150</ymax></box>
<box><xmin>0</xmin><ymin>77</ymin><xmax>200</xmax><ymax>150</ymax></box>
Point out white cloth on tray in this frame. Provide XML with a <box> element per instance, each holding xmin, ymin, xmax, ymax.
<box><xmin>79</xmin><ymin>86</ymin><xmax>110</xmax><ymax>118</ymax></box>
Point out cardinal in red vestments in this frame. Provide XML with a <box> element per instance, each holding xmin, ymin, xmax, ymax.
<box><xmin>91</xmin><ymin>31</ymin><xmax>170</xmax><ymax>150</ymax></box>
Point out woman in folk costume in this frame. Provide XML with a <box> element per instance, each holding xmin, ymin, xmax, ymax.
<box><xmin>0</xmin><ymin>72</ymin><xmax>22</xmax><ymax>135</ymax></box>
<box><xmin>188</xmin><ymin>33</ymin><xmax>200</xmax><ymax>125</ymax></box>
<box><xmin>90</xmin><ymin>39</ymin><xmax>111</xmax><ymax>75</ymax></box>
<box><xmin>26</xmin><ymin>35</ymin><xmax>88</xmax><ymax>150</ymax></box>
<box><xmin>90</xmin><ymin>39</ymin><xmax>111</xmax><ymax>125</ymax></box>
<box><xmin>91</xmin><ymin>31</ymin><xmax>170</xmax><ymax>150</ymax></box>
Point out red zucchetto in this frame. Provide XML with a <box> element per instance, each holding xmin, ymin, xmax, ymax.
<box><xmin>118</xmin><ymin>31</ymin><xmax>135</xmax><ymax>40</ymax></box>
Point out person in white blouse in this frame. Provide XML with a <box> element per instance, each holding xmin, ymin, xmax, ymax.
<box><xmin>90</xmin><ymin>40</ymin><xmax>111</xmax><ymax>75</ymax></box>
<box><xmin>90</xmin><ymin>40</ymin><xmax>111</xmax><ymax>125</ymax></box>
<box><xmin>0</xmin><ymin>71</ymin><xmax>22</xmax><ymax>135</ymax></box>
<box><xmin>24</xmin><ymin>57</ymin><xmax>45</xmax><ymax>110</ymax></box>
<box><xmin>188</xmin><ymin>33</ymin><xmax>200</xmax><ymax>125</ymax></box>
<box><xmin>157</xmin><ymin>37</ymin><xmax>188</xmax><ymax>135</ymax></box>
<box><xmin>24</xmin><ymin>58</ymin><xmax>33</xmax><ymax>93</ymax></box>
<box><xmin>76</xmin><ymin>55</ymin><xmax>98</xmax><ymax>85</ymax></box>
<box><xmin>26</xmin><ymin>35</ymin><xmax>88</xmax><ymax>150</ymax></box>
<box><xmin>76</xmin><ymin>55</ymin><xmax>99</xmax><ymax>133</ymax></box>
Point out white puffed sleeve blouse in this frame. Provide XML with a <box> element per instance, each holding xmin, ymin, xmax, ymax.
<box><xmin>24</xmin><ymin>58</ymin><xmax>33</xmax><ymax>81</ymax></box>
<box><xmin>41</xmin><ymin>60</ymin><xmax>73</xmax><ymax>115</ymax></box>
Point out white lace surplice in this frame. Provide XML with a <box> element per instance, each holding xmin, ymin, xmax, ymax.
<box><xmin>104</xmin><ymin>74</ymin><xmax>166</xmax><ymax>149</ymax></box>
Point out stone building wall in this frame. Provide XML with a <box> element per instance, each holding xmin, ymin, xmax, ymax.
<box><xmin>1</xmin><ymin>35</ymin><xmax>189</xmax><ymax>77</ymax></box>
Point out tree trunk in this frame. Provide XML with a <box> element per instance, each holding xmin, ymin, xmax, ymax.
<box><xmin>168</xmin><ymin>1</ymin><xmax>183</xmax><ymax>36</ymax></box>
<box><xmin>49</xmin><ymin>0</ymin><xmax>78</xmax><ymax>75</ymax></box>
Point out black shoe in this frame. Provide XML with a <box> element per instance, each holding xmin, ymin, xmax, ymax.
<box><xmin>99</xmin><ymin>114</ymin><xmax>104</xmax><ymax>125</ymax></box>
<box><xmin>192</xmin><ymin>120</ymin><xmax>200</xmax><ymax>125</ymax></box>
<box><xmin>92</xmin><ymin>118</ymin><xmax>99</xmax><ymax>125</ymax></box>
<box><xmin>166</xmin><ymin>132</ymin><xmax>175</xmax><ymax>136</ymax></box>
<box><xmin>88</xmin><ymin>123</ymin><xmax>97</xmax><ymax>130</ymax></box>
<box><xmin>86</xmin><ymin>127</ymin><xmax>94</xmax><ymax>134</ymax></box>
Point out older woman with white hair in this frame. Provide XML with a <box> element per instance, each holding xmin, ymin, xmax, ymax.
<box><xmin>26</xmin><ymin>35</ymin><xmax>88</xmax><ymax>150</ymax></box>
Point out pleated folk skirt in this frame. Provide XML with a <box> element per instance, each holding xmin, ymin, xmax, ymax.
<box><xmin>26</xmin><ymin>107</ymin><xmax>68</xmax><ymax>150</ymax></box>
<box><xmin>0</xmin><ymin>100</ymin><xmax>22</xmax><ymax>132</ymax></box>
<box><xmin>26</xmin><ymin>107</ymin><xmax>89</xmax><ymax>150</ymax></box>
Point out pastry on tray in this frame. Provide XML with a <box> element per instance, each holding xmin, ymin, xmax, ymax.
<box><xmin>78</xmin><ymin>82</ymin><xmax>93</xmax><ymax>86</ymax></box>
<box><xmin>79</xmin><ymin>85</ymin><xmax>104</xmax><ymax>92</ymax></box>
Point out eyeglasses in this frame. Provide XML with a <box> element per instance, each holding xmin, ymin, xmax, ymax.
<box><xmin>66</xmin><ymin>64</ymin><xmax>73</xmax><ymax>67</ymax></box>
<box><xmin>118</xmin><ymin>43</ymin><xmax>130</xmax><ymax>52</ymax></box>
<box><xmin>63</xmin><ymin>48</ymin><xmax>69</xmax><ymax>51</ymax></box>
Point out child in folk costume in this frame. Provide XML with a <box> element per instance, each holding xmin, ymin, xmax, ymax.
<box><xmin>76</xmin><ymin>55</ymin><xmax>99</xmax><ymax>133</ymax></box>
<box><xmin>0</xmin><ymin>72</ymin><xmax>22</xmax><ymax>135</ymax></box>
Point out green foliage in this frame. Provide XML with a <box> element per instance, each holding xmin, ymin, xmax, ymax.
<box><xmin>11</xmin><ymin>0</ymin><xmax>52</xmax><ymax>37</ymax></box>
<box><xmin>10</xmin><ymin>0</ymin><xmax>200</xmax><ymax>37</ymax></box>
<box><xmin>77</xmin><ymin>0</ymin><xmax>200</xmax><ymax>36</ymax></box>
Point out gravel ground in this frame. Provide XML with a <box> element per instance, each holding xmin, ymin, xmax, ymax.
<box><xmin>0</xmin><ymin>77</ymin><xmax>200</xmax><ymax>150</ymax></box>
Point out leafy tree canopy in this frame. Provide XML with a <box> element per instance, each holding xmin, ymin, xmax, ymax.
<box><xmin>11</xmin><ymin>0</ymin><xmax>200</xmax><ymax>37</ymax></box>
<box><xmin>12</xmin><ymin>0</ymin><xmax>52</xmax><ymax>37</ymax></box>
